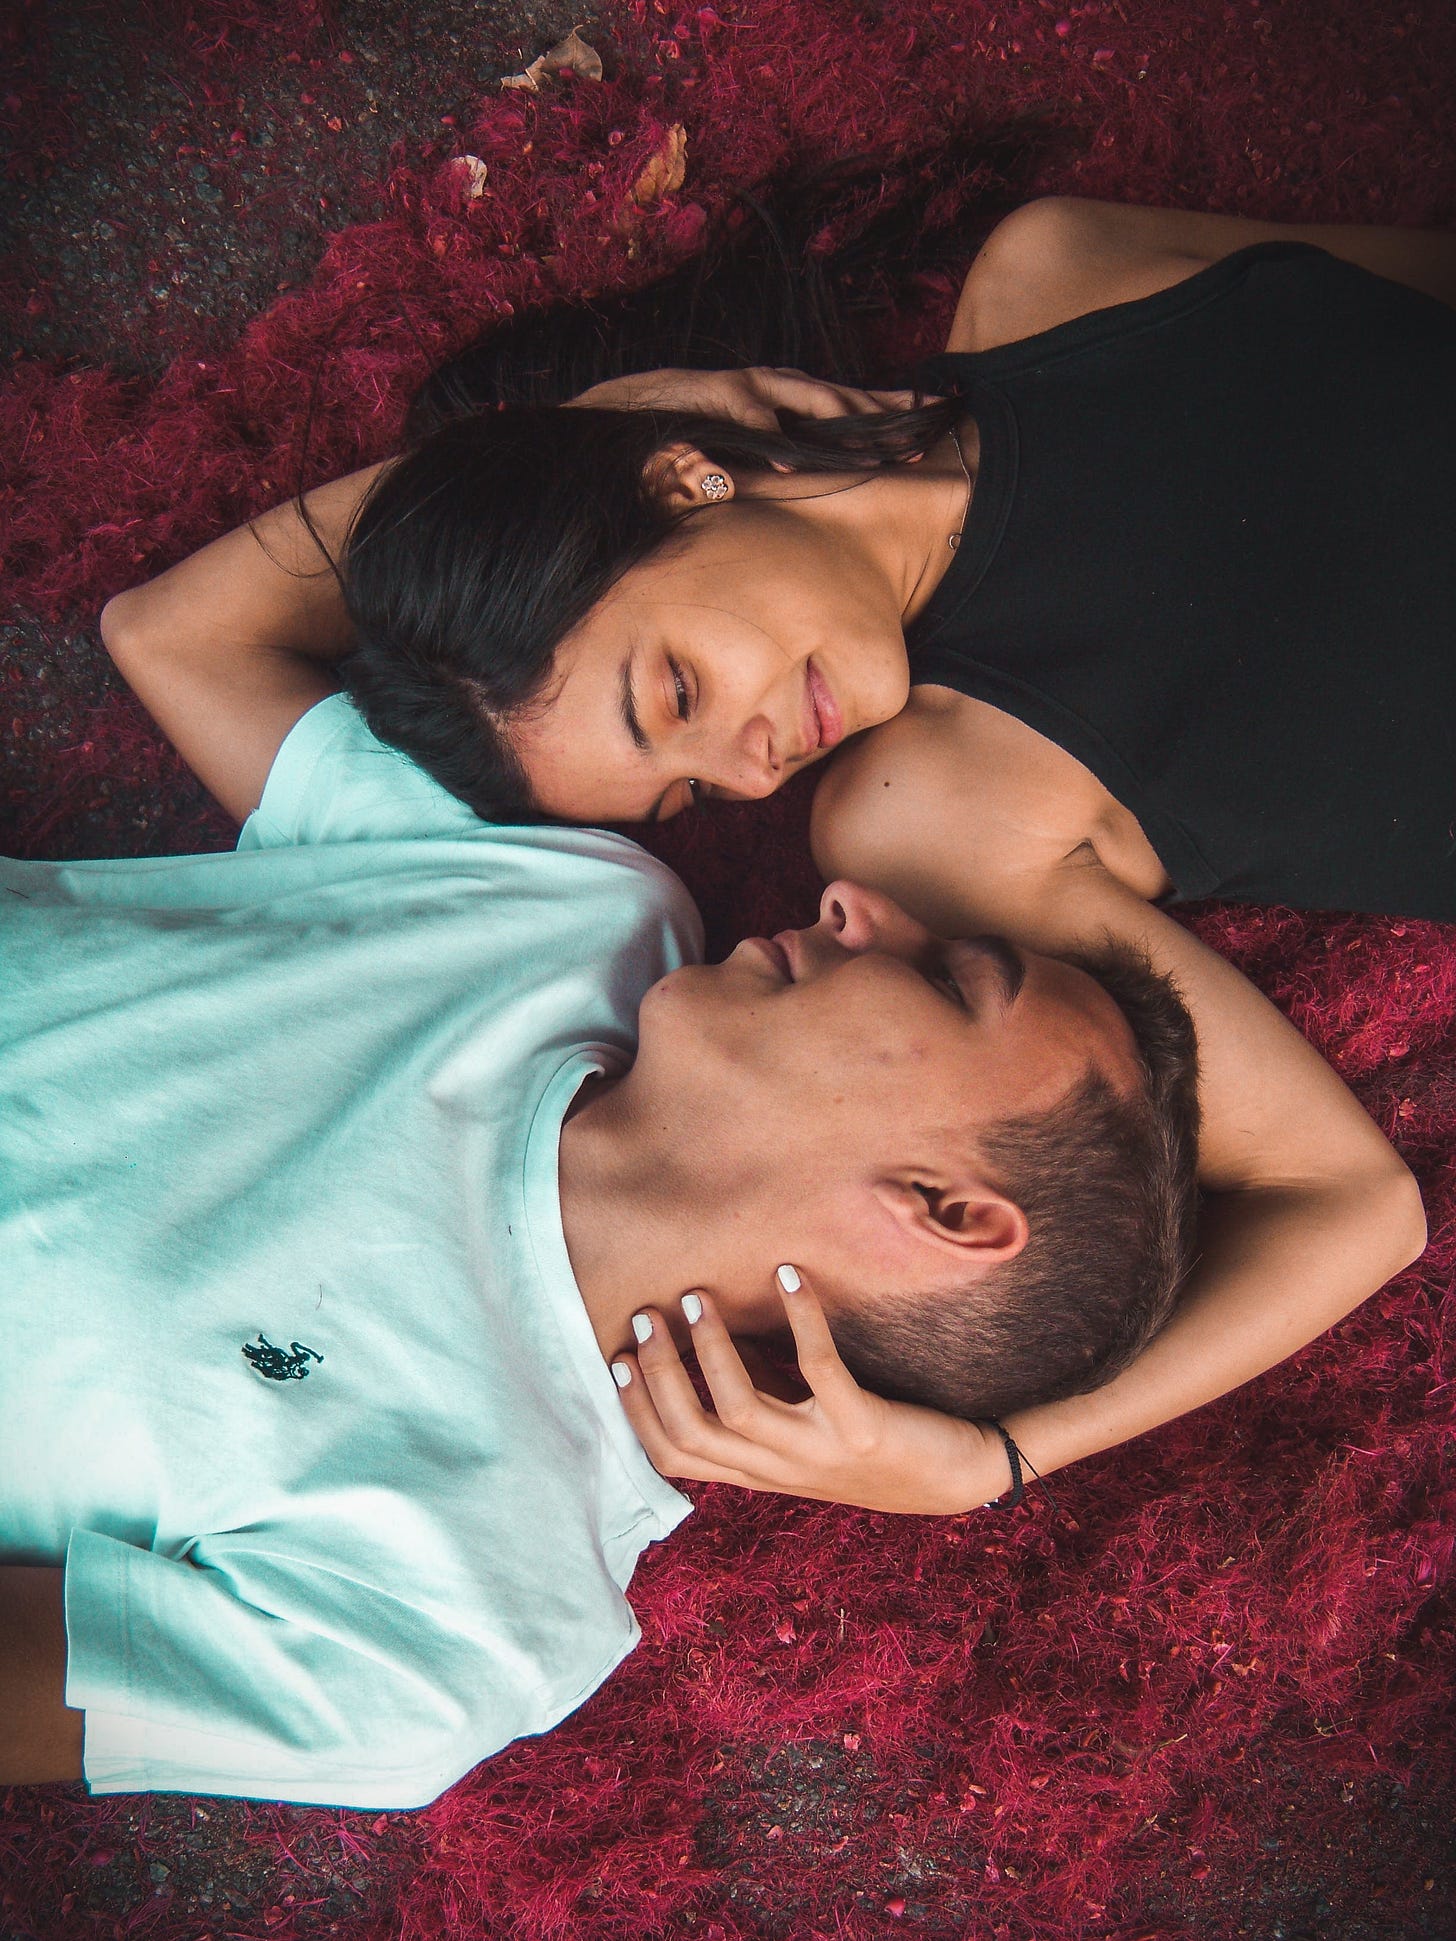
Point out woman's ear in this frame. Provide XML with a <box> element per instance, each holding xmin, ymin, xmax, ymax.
<box><xmin>642</xmin><ymin>442</ymin><xmax>735</xmax><ymax>512</ymax></box>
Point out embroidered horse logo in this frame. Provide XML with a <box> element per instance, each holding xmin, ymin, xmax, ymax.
<box><xmin>243</xmin><ymin>1334</ymin><xmax>323</xmax><ymax>1382</ymax></box>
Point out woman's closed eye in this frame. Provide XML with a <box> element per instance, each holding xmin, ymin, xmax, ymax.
<box><xmin>669</xmin><ymin>656</ymin><xmax>695</xmax><ymax>722</ymax></box>
<box><xmin>665</xmin><ymin>658</ymin><xmax>703</xmax><ymax>815</ymax></box>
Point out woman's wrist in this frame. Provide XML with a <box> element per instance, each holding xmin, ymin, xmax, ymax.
<box><xmin>976</xmin><ymin>1419</ymin><xmax>1025</xmax><ymax>1508</ymax></box>
<box><xmin>930</xmin><ymin>1417</ymin><xmax>1020</xmax><ymax>1515</ymax></box>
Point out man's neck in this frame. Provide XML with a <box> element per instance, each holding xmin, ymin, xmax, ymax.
<box><xmin>556</xmin><ymin>1072</ymin><xmax>781</xmax><ymax>1364</ymax></box>
<box><xmin>556</xmin><ymin>1073</ymin><xmax>685</xmax><ymax>1363</ymax></box>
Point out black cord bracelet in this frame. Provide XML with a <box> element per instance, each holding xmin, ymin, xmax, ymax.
<box><xmin>982</xmin><ymin>1418</ymin><xmax>1072</xmax><ymax>1520</ymax></box>
<box><xmin>981</xmin><ymin>1418</ymin><xmax>1025</xmax><ymax>1509</ymax></box>
<box><xmin>980</xmin><ymin>1420</ymin><xmax>1061</xmax><ymax>1513</ymax></box>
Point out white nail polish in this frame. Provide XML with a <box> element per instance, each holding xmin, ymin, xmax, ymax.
<box><xmin>776</xmin><ymin>1264</ymin><xmax>801</xmax><ymax>1294</ymax></box>
<box><xmin>632</xmin><ymin>1312</ymin><xmax>653</xmax><ymax>1343</ymax></box>
<box><xmin>682</xmin><ymin>1293</ymin><xmax>703</xmax><ymax>1325</ymax></box>
<box><xmin>611</xmin><ymin>1362</ymin><xmax>632</xmax><ymax>1389</ymax></box>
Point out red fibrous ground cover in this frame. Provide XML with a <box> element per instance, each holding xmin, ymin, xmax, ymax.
<box><xmin>1</xmin><ymin>3</ymin><xmax>1454</xmax><ymax>1938</ymax></box>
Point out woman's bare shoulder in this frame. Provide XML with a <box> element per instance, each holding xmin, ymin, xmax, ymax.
<box><xmin>952</xmin><ymin>200</ymin><xmax>1456</xmax><ymax>350</ymax></box>
<box><xmin>810</xmin><ymin>687</ymin><xmax>1130</xmax><ymax>925</ymax></box>
<box><xmin>813</xmin><ymin>686</ymin><xmax>1175</xmax><ymax>916</ymax></box>
<box><xmin>946</xmin><ymin>198</ymin><xmax>1210</xmax><ymax>352</ymax></box>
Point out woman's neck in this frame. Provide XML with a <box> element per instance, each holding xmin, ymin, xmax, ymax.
<box><xmin>748</xmin><ymin>419</ymin><xmax>979</xmax><ymax>625</ymax></box>
<box><xmin>900</xmin><ymin>419</ymin><xmax>980</xmax><ymax>621</ymax></box>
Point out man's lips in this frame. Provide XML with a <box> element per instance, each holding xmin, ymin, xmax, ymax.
<box><xmin>746</xmin><ymin>935</ymin><xmax>793</xmax><ymax>981</ymax></box>
<box><xmin>772</xmin><ymin>929</ymin><xmax>806</xmax><ymax>981</ymax></box>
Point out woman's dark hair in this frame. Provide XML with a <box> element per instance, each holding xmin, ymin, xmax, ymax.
<box><xmin>337</xmin><ymin>138</ymin><xmax>1048</xmax><ymax>820</ymax></box>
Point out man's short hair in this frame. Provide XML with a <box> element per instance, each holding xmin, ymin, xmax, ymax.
<box><xmin>827</xmin><ymin>943</ymin><xmax>1202</xmax><ymax>1422</ymax></box>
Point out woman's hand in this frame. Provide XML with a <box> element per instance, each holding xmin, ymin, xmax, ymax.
<box><xmin>612</xmin><ymin>1266</ymin><xmax>1011</xmax><ymax>1516</ymax></box>
<box><xmin>569</xmin><ymin>365</ymin><xmax>917</xmax><ymax>429</ymax></box>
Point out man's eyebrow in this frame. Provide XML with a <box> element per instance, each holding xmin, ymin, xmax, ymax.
<box><xmin>618</xmin><ymin>655</ymin><xmax>650</xmax><ymax>754</ymax></box>
<box><xmin>956</xmin><ymin>934</ymin><xmax>1027</xmax><ymax>1008</ymax></box>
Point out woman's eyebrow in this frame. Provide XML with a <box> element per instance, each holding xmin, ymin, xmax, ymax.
<box><xmin>618</xmin><ymin>653</ymin><xmax>675</xmax><ymax>819</ymax></box>
<box><xmin>618</xmin><ymin>655</ymin><xmax>650</xmax><ymax>754</ymax></box>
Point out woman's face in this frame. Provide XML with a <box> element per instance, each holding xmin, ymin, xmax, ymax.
<box><xmin>509</xmin><ymin>492</ymin><xmax>913</xmax><ymax>824</ymax></box>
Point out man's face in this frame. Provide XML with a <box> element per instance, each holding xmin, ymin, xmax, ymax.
<box><xmin>645</xmin><ymin>878</ymin><xmax>1138</xmax><ymax>1131</ymax></box>
<box><xmin>632</xmin><ymin>881</ymin><xmax>1141</xmax><ymax>1300</ymax></box>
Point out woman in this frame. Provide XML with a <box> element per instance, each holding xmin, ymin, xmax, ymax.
<box><xmin>103</xmin><ymin>195</ymin><xmax>1441</xmax><ymax>1513</ymax></box>
<box><xmin>337</xmin><ymin>198</ymin><xmax>1456</xmax><ymax>924</ymax></box>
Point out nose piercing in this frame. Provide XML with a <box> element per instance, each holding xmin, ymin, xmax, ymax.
<box><xmin>700</xmin><ymin>472</ymin><xmax>731</xmax><ymax>502</ymax></box>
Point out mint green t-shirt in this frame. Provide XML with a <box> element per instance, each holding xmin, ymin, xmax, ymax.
<box><xmin>0</xmin><ymin>697</ymin><xmax>699</xmax><ymax>1808</ymax></box>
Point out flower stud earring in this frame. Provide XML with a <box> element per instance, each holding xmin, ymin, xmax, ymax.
<box><xmin>700</xmin><ymin>472</ymin><xmax>731</xmax><ymax>502</ymax></box>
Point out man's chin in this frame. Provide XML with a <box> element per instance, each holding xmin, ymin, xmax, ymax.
<box><xmin>636</xmin><ymin>960</ymin><xmax>728</xmax><ymax>1036</ymax></box>
<box><xmin>650</xmin><ymin>953</ymin><xmax>761</xmax><ymax>1002</ymax></box>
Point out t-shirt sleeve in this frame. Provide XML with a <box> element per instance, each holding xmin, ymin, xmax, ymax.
<box><xmin>238</xmin><ymin>694</ymin><xmax>487</xmax><ymax>850</ymax></box>
<box><xmin>62</xmin><ymin>1528</ymin><xmax>544</xmax><ymax>1809</ymax></box>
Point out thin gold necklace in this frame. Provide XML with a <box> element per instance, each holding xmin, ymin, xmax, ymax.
<box><xmin>947</xmin><ymin>423</ymin><xmax>974</xmax><ymax>549</ymax></box>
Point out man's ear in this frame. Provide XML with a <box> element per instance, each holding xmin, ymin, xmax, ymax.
<box><xmin>873</xmin><ymin>1174</ymin><xmax>1030</xmax><ymax>1272</ymax></box>
<box><xmin>641</xmin><ymin>441</ymin><xmax>734</xmax><ymax>512</ymax></box>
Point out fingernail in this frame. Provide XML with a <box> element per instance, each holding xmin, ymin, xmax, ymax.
<box><xmin>611</xmin><ymin>1362</ymin><xmax>632</xmax><ymax>1389</ymax></box>
<box><xmin>682</xmin><ymin>1293</ymin><xmax>703</xmax><ymax>1325</ymax></box>
<box><xmin>776</xmin><ymin>1264</ymin><xmax>801</xmax><ymax>1294</ymax></box>
<box><xmin>632</xmin><ymin>1312</ymin><xmax>653</xmax><ymax>1343</ymax></box>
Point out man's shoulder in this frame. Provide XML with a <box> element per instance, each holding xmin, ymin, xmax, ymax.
<box><xmin>241</xmin><ymin>693</ymin><xmax>483</xmax><ymax>849</ymax></box>
<box><xmin>243</xmin><ymin>696</ymin><xmax>693</xmax><ymax>906</ymax></box>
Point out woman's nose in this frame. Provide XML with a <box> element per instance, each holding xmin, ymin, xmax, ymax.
<box><xmin>713</xmin><ymin>716</ymin><xmax>782</xmax><ymax>799</ymax></box>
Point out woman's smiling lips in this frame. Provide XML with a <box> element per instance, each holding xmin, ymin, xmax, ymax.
<box><xmin>805</xmin><ymin>658</ymin><xmax>844</xmax><ymax>756</ymax></box>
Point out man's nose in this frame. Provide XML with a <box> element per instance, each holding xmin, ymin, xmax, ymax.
<box><xmin>818</xmin><ymin>878</ymin><xmax>921</xmax><ymax>954</ymax></box>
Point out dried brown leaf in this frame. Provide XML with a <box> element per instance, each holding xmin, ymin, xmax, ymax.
<box><xmin>501</xmin><ymin>28</ymin><xmax>604</xmax><ymax>92</ymax></box>
<box><xmin>545</xmin><ymin>28</ymin><xmax>604</xmax><ymax>81</ymax></box>
<box><xmin>448</xmin><ymin>154</ymin><xmax>489</xmax><ymax>202</ymax></box>
<box><xmin>627</xmin><ymin>122</ymin><xmax>688</xmax><ymax>208</ymax></box>
<box><xmin>500</xmin><ymin>50</ymin><xmax>548</xmax><ymax>91</ymax></box>
<box><xmin>613</xmin><ymin>124</ymin><xmax>689</xmax><ymax>255</ymax></box>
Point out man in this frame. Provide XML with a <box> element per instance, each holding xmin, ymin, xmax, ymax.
<box><xmin>0</xmin><ymin>658</ymin><xmax>1196</xmax><ymax>1805</ymax></box>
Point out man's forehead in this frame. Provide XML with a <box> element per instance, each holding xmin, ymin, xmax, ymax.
<box><xmin>1041</xmin><ymin>955</ymin><xmax>1144</xmax><ymax>1093</ymax></box>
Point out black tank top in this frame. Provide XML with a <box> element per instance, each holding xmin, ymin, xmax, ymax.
<box><xmin>908</xmin><ymin>243</ymin><xmax>1456</xmax><ymax>921</ymax></box>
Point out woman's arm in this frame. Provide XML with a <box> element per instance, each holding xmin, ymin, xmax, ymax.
<box><xmin>951</xmin><ymin>196</ymin><xmax>1456</xmax><ymax>351</ymax></box>
<box><xmin>809</xmin><ymin>708</ymin><xmax>1426</xmax><ymax>1499</ymax></box>
<box><xmin>100</xmin><ymin>467</ymin><xmax>384</xmax><ymax>822</ymax></box>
